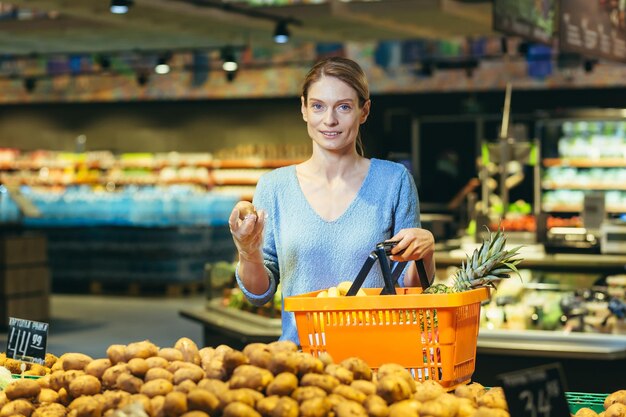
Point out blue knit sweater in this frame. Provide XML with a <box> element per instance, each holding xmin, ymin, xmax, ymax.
<box><xmin>235</xmin><ymin>158</ymin><xmax>420</xmax><ymax>344</ymax></box>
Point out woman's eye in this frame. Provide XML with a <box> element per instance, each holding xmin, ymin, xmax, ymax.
<box><xmin>311</xmin><ymin>103</ymin><xmax>324</xmax><ymax>110</ymax></box>
<box><xmin>338</xmin><ymin>104</ymin><xmax>352</xmax><ymax>111</ymax></box>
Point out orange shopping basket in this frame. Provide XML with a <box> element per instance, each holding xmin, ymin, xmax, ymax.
<box><xmin>284</xmin><ymin>241</ymin><xmax>490</xmax><ymax>390</ymax></box>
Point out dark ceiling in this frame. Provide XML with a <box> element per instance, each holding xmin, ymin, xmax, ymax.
<box><xmin>2</xmin><ymin>0</ymin><xmax>494</xmax><ymax>55</ymax></box>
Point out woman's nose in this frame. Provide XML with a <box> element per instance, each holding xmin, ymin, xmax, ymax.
<box><xmin>324</xmin><ymin>110</ymin><xmax>338</xmax><ymax>125</ymax></box>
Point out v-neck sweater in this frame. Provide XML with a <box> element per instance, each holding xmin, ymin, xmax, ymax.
<box><xmin>235</xmin><ymin>158</ymin><xmax>421</xmax><ymax>344</ymax></box>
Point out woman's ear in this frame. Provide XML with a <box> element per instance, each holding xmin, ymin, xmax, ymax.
<box><xmin>359</xmin><ymin>99</ymin><xmax>371</xmax><ymax>124</ymax></box>
<box><xmin>300</xmin><ymin>96</ymin><xmax>307</xmax><ymax>122</ymax></box>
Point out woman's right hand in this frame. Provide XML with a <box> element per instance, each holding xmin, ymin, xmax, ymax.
<box><xmin>228</xmin><ymin>201</ymin><xmax>266</xmax><ymax>263</ymax></box>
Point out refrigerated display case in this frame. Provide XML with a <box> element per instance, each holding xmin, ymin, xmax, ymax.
<box><xmin>534</xmin><ymin>109</ymin><xmax>626</xmax><ymax>254</ymax></box>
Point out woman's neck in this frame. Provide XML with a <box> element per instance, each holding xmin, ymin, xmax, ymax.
<box><xmin>302</xmin><ymin>148</ymin><xmax>368</xmax><ymax>181</ymax></box>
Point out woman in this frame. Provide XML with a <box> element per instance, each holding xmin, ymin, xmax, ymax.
<box><xmin>228</xmin><ymin>56</ymin><xmax>436</xmax><ymax>344</ymax></box>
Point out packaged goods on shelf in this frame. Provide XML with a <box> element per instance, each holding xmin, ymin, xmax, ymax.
<box><xmin>0</xmin><ymin>148</ymin><xmax>19</xmax><ymax>164</ymax></box>
<box><xmin>540</xmin><ymin>116</ymin><xmax>626</xmax><ymax>215</ymax></box>
<box><xmin>1</xmin><ymin>185</ymin><xmax>238</xmax><ymax>228</ymax></box>
<box><xmin>0</xmin><ymin>191</ymin><xmax>20</xmax><ymax>224</ymax></box>
<box><xmin>211</xmin><ymin>168</ymin><xmax>271</xmax><ymax>185</ymax></box>
<box><xmin>0</xmin><ymin>148</ymin><xmax>308</xmax><ymax>223</ymax></box>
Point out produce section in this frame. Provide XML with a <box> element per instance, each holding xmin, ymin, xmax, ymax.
<box><xmin>1</xmin><ymin>337</ymin><xmax>625</xmax><ymax>417</ymax></box>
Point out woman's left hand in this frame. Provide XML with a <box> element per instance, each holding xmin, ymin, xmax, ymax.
<box><xmin>387</xmin><ymin>228</ymin><xmax>435</xmax><ymax>262</ymax></box>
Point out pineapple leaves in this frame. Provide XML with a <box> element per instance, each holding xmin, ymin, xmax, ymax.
<box><xmin>425</xmin><ymin>226</ymin><xmax>523</xmax><ymax>294</ymax></box>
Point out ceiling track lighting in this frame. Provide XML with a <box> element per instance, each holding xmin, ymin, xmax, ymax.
<box><xmin>110</xmin><ymin>0</ymin><xmax>133</xmax><ymax>14</ymax></box>
<box><xmin>221</xmin><ymin>47</ymin><xmax>238</xmax><ymax>73</ymax></box>
<box><xmin>175</xmin><ymin>0</ymin><xmax>301</xmax><ymax>44</ymax></box>
<box><xmin>154</xmin><ymin>53</ymin><xmax>172</xmax><ymax>75</ymax></box>
<box><xmin>96</xmin><ymin>54</ymin><xmax>111</xmax><ymax>71</ymax></box>
<box><xmin>273</xmin><ymin>21</ymin><xmax>290</xmax><ymax>44</ymax></box>
<box><xmin>23</xmin><ymin>77</ymin><xmax>37</xmax><ymax>93</ymax></box>
<box><xmin>583</xmin><ymin>59</ymin><xmax>598</xmax><ymax>73</ymax></box>
<box><xmin>136</xmin><ymin>71</ymin><xmax>149</xmax><ymax>86</ymax></box>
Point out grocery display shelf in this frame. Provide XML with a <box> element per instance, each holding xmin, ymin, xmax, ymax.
<box><xmin>542</xmin><ymin>205</ymin><xmax>626</xmax><ymax>214</ymax></box>
<box><xmin>477</xmin><ymin>329</ymin><xmax>626</xmax><ymax>360</ymax></box>
<box><xmin>542</xmin><ymin>183</ymin><xmax>626</xmax><ymax>191</ymax></box>
<box><xmin>180</xmin><ymin>298</ymin><xmax>281</xmax><ymax>348</ymax></box>
<box><xmin>543</xmin><ymin>158</ymin><xmax>626</xmax><ymax>168</ymax></box>
<box><xmin>439</xmin><ymin>247</ymin><xmax>626</xmax><ymax>273</ymax></box>
<box><xmin>0</xmin><ymin>158</ymin><xmax>305</xmax><ymax>171</ymax></box>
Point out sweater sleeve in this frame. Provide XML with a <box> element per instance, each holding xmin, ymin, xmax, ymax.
<box><xmin>394</xmin><ymin>166</ymin><xmax>421</xmax><ymax>233</ymax></box>
<box><xmin>394</xmin><ymin>166</ymin><xmax>421</xmax><ymax>287</ymax></box>
<box><xmin>234</xmin><ymin>174</ymin><xmax>279</xmax><ymax>306</ymax></box>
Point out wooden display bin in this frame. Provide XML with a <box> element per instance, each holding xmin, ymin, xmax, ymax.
<box><xmin>0</xmin><ymin>234</ymin><xmax>50</xmax><ymax>327</ymax></box>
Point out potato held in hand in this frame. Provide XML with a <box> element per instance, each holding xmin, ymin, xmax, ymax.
<box><xmin>235</xmin><ymin>201</ymin><xmax>257</xmax><ymax>220</ymax></box>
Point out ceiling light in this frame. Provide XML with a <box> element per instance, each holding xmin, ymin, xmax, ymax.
<box><xmin>221</xmin><ymin>47</ymin><xmax>238</xmax><ymax>72</ymax></box>
<box><xmin>155</xmin><ymin>63</ymin><xmax>170</xmax><ymax>75</ymax></box>
<box><xmin>222</xmin><ymin>61</ymin><xmax>238</xmax><ymax>72</ymax></box>
<box><xmin>110</xmin><ymin>0</ymin><xmax>133</xmax><ymax>14</ymax></box>
<box><xmin>273</xmin><ymin>21</ymin><xmax>290</xmax><ymax>44</ymax></box>
<box><xmin>154</xmin><ymin>55</ymin><xmax>171</xmax><ymax>75</ymax></box>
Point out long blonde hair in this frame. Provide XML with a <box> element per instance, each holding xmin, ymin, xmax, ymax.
<box><xmin>301</xmin><ymin>57</ymin><xmax>370</xmax><ymax>156</ymax></box>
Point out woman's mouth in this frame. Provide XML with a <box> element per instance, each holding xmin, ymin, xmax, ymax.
<box><xmin>321</xmin><ymin>131</ymin><xmax>341</xmax><ymax>138</ymax></box>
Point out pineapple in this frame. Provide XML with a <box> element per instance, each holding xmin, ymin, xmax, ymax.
<box><xmin>424</xmin><ymin>228</ymin><xmax>522</xmax><ymax>294</ymax></box>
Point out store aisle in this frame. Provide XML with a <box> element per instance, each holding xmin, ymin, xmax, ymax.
<box><xmin>0</xmin><ymin>294</ymin><xmax>205</xmax><ymax>358</ymax></box>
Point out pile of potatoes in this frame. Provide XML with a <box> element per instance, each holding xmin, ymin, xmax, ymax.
<box><xmin>0</xmin><ymin>337</ymin><xmax>622</xmax><ymax>417</ymax></box>
<box><xmin>0</xmin><ymin>353</ymin><xmax>57</xmax><ymax>377</ymax></box>
<box><xmin>574</xmin><ymin>390</ymin><xmax>626</xmax><ymax>417</ymax></box>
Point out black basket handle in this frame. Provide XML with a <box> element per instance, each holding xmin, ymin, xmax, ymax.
<box><xmin>346</xmin><ymin>241</ymin><xmax>431</xmax><ymax>296</ymax></box>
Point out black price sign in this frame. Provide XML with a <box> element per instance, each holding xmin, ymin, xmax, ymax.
<box><xmin>559</xmin><ymin>0</ymin><xmax>626</xmax><ymax>62</ymax></box>
<box><xmin>497</xmin><ymin>363</ymin><xmax>570</xmax><ymax>417</ymax></box>
<box><xmin>6</xmin><ymin>317</ymin><xmax>49</xmax><ymax>365</ymax></box>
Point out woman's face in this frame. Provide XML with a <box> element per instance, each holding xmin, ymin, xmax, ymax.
<box><xmin>301</xmin><ymin>75</ymin><xmax>370</xmax><ymax>154</ymax></box>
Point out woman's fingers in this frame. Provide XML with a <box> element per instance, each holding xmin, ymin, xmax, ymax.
<box><xmin>253</xmin><ymin>209</ymin><xmax>266</xmax><ymax>235</ymax></box>
<box><xmin>229</xmin><ymin>208</ymin><xmax>257</xmax><ymax>236</ymax></box>
<box><xmin>228</xmin><ymin>208</ymin><xmax>241</xmax><ymax>233</ymax></box>
<box><xmin>238</xmin><ymin>212</ymin><xmax>258</xmax><ymax>235</ymax></box>
<box><xmin>389</xmin><ymin>228</ymin><xmax>434</xmax><ymax>261</ymax></box>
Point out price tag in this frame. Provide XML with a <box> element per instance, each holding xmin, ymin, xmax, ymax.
<box><xmin>497</xmin><ymin>363</ymin><xmax>571</xmax><ymax>417</ymax></box>
<box><xmin>6</xmin><ymin>317</ymin><xmax>49</xmax><ymax>365</ymax></box>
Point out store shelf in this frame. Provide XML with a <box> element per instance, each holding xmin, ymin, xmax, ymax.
<box><xmin>180</xmin><ymin>298</ymin><xmax>281</xmax><ymax>347</ymax></box>
<box><xmin>439</xmin><ymin>246</ymin><xmax>626</xmax><ymax>273</ymax></box>
<box><xmin>537</xmin><ymin>113</ymin><xmax>626</xmax><ymax>216</ymax></box>
<box><xmin>0</xmin><ymin>151</ymin><xmax>305</xmax><ymax>207</ymax></box>
<box><xmin>477</xmin><ymin>329</ymin><xmax>626</xmax><ymax>360</ymax></box>
<box><xmin>543</xmin><ymin>158</ymin><xmax>626</xmax><ymax>168</ymax></box>
<box><xmin>209</xmin><ymin>158</ymin><xmax>304</xmax><ymax>169</ymax></box>
<box><xmin>542</xmin><ymin>204</ymin><xmax>626</xmax><ymax>213</ymax></box>
<box><xmin>542</xmin><ymin>183</ymin><xmax>626</xmax><ymax>190</ymax></box>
